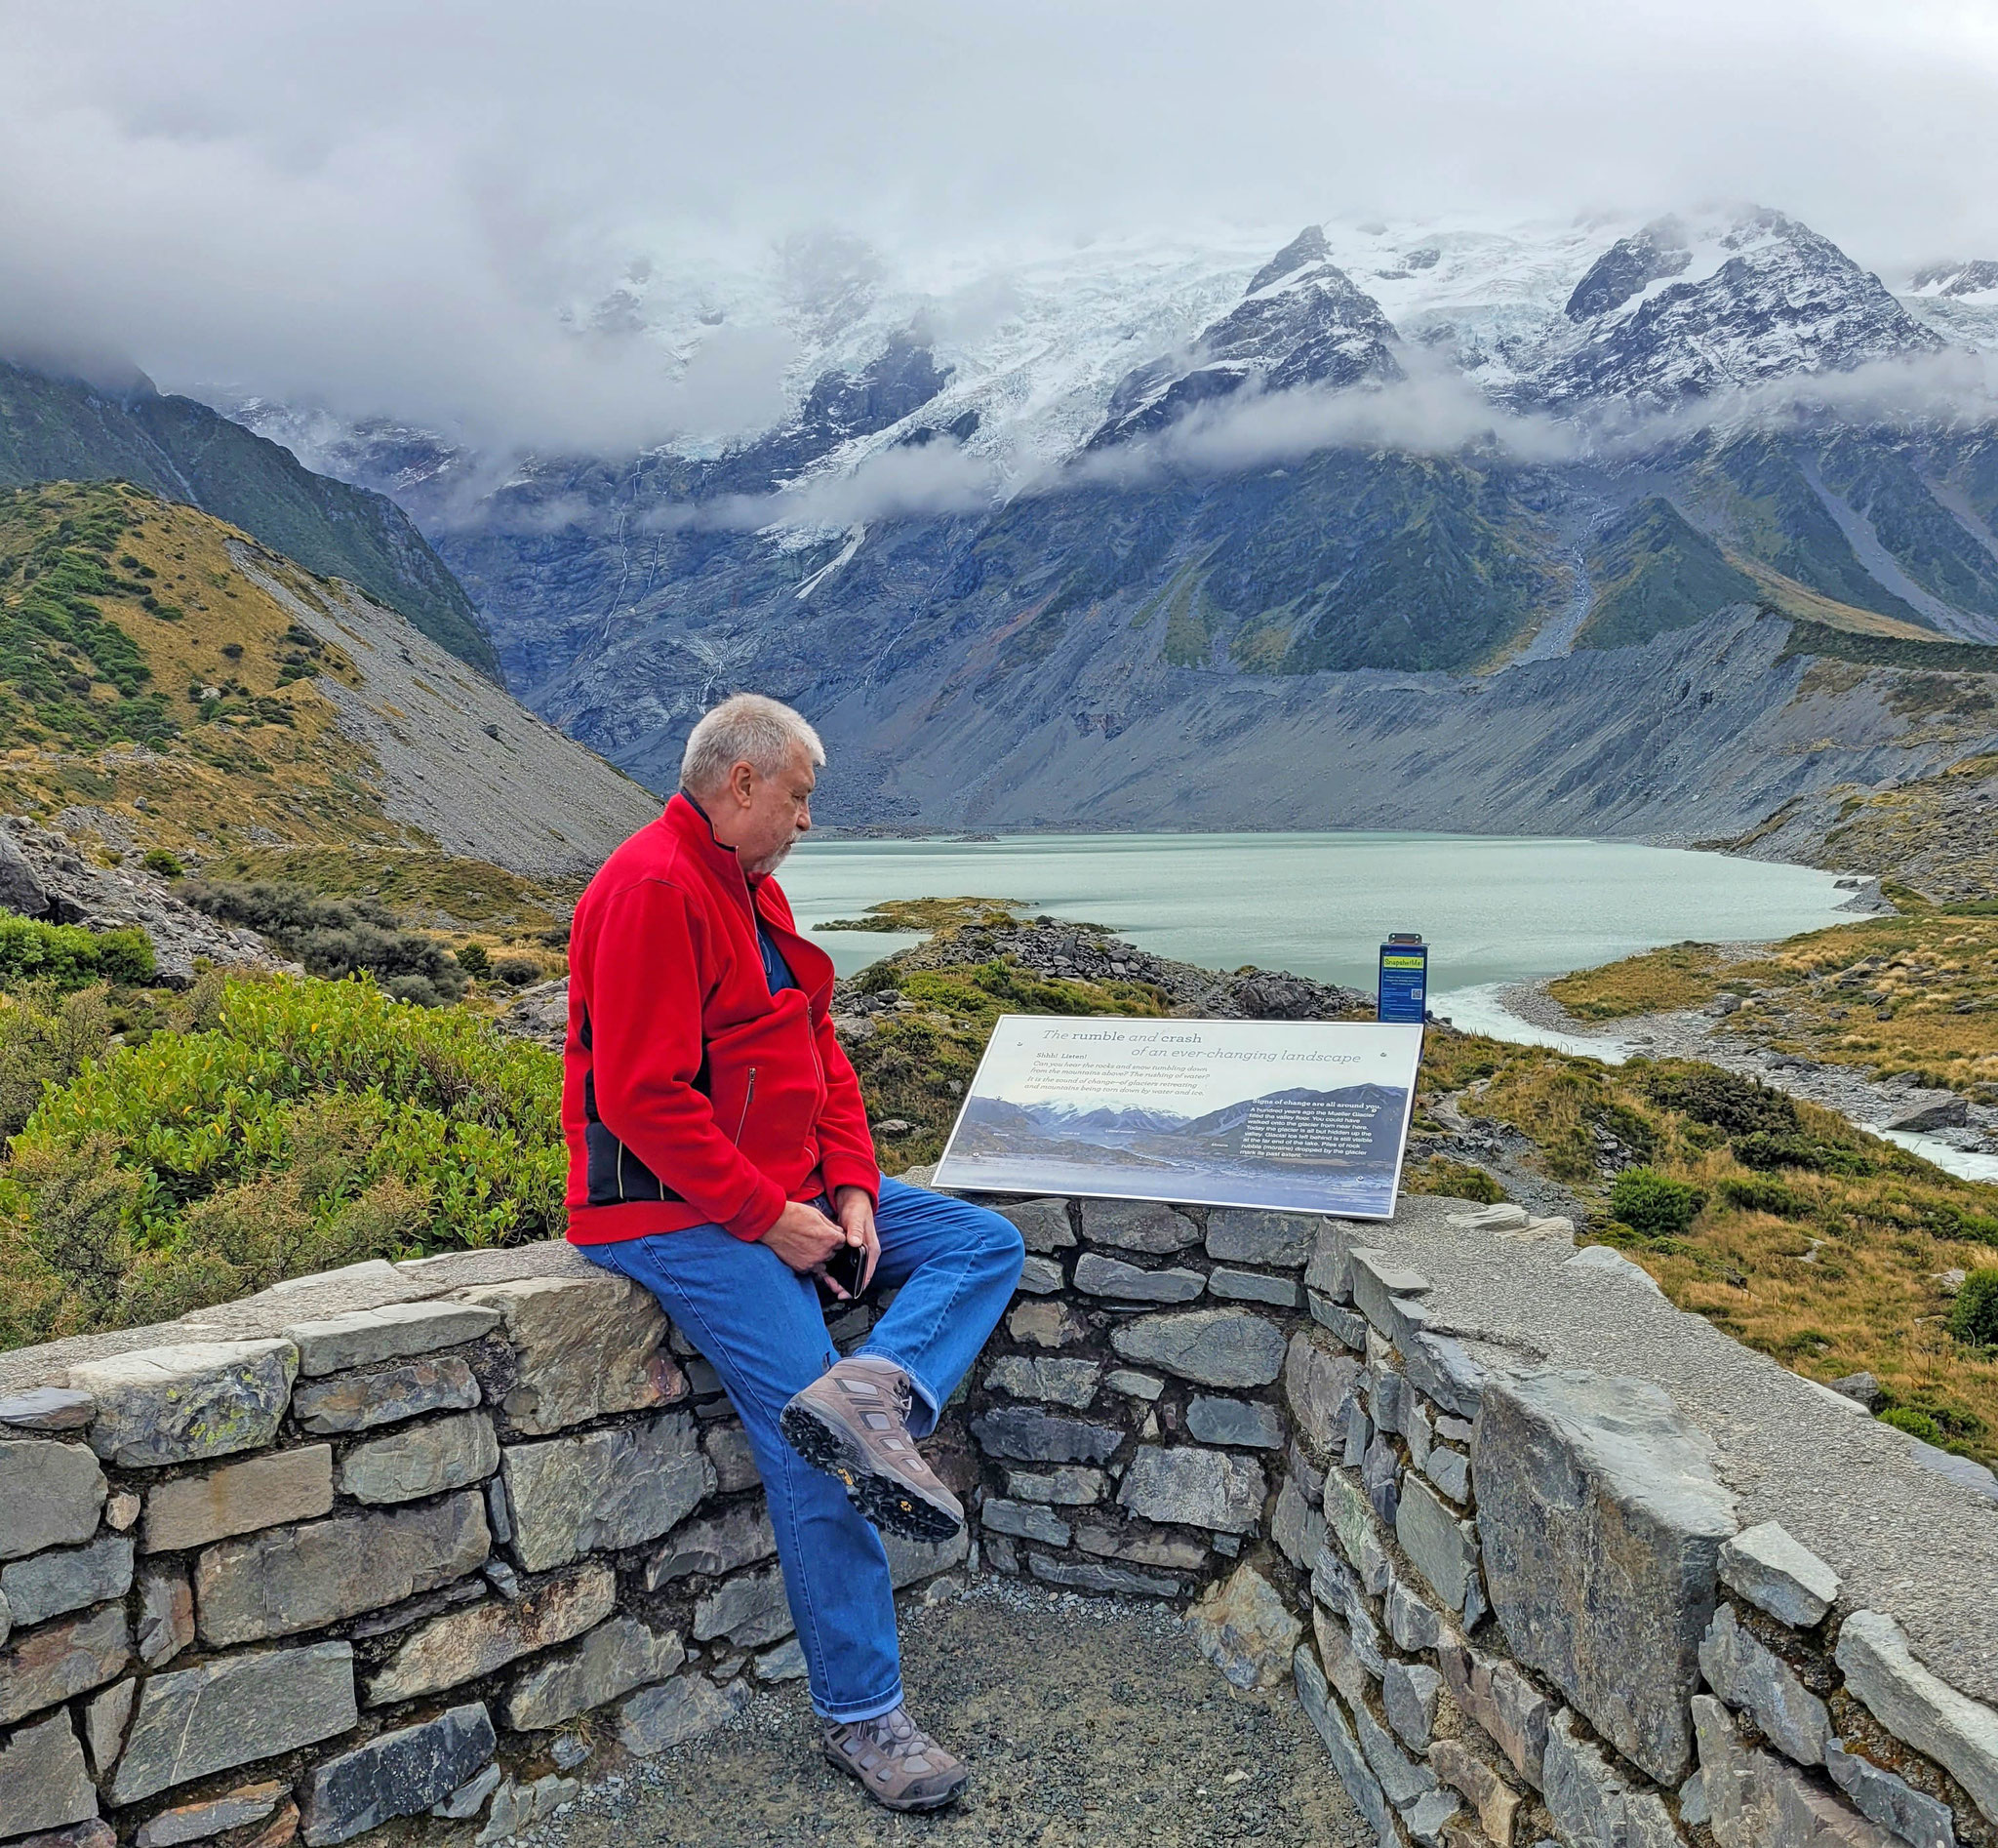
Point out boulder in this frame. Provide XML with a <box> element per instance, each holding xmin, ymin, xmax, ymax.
<box><xmin>1699</xmin><ymin>1605</ymin><xmax>1831</xmax><ymax>1765</ymax></box>
<box><xmin>282</xmin><ymin>1303</ymin><xmax>500</xmax><ymax>1377</ymax></box>
<box><xmin>1016</xmin><ymin>1256</ymin><xmax>1064</xmax><ymax>1295</ymax></box>
<box><xmin>108</xmin><ymin>1641</ymin><xmax>357</xmax><ymax>1805</ymax></box>
<box><xmin>969</xmin><ymin>1405</ymin><xmax>1124</xmax><ymax>1465</ymax></box>
<box><xmin>1206</xmin><ymin>1208</ymin><xmax>1319</xmax><ymax>1267</ymax></box>
<box><xmin>1118</xmin><ymin>1445</ymin><xmax>1264</xmax><ymax>1533</ymax></box>
<box><xmin>1077</xmin><ymin>1200</ymin><xmax>1203</xmax><ymax>1253</ymax></box>
<box><xmin>618</xmin><ymin>1674</ymin><xmax>748</xmax><ymax>1754</ymax></box>
<box><xmin>1</xmin><ymin>1534</ymin><xmax>133</xmax><ymax>1628</ymax></box>
<box><xmin>1718</xmin><ymin>1522</ymin><xmax>1840</xmax><ymax>1629</ymax></box>
<box><xmin>340</xmin><ymin>1414</ymin><xmax>499</xmax><ymax>1506</ymax></box>
<box><xmin>457</xmin><ymin>1273</ymin><xmax>682</xmax><ymax>1435</ymax></box>
<box><xmin>1694</xmin><ymin>1695</ymin><xmax>1897</xmax><ymax>1847</ymax></box>
<box><xmin>365</xmin><ymin>1563</ymin><xmax>616</xmax><ymax>1707</ymax></box>
<box><xmin>1072</xmin><ymin>1255</ymin><xmax>1205</xmax><ymax>1303</ymax></box>
<box><xmin>502</xmin><ymin>1412</ymin><xmax>712</xmax><ymax>1572</ymax></box>
<box><xmin>142</xmin><ymin>1445</ymin><xmax>334</xmax><ymax>1552</ymax></box>
<box><xmin>0</xmin><ymin>1713</ymin><xmax>97</xmax><ymax>1836</ymax></box>
<box><xmin>1109</xmin><ymin>1310</ymin><xmax>1287</xmax><ymax>1387</ymax></box>
<box><xmin>0</xmin><ymin>1439</ymin><xmax>106</xmax><ymax>1559</ymax></box>
<box><xmin>1887</xmin><ymin>1098</ymin><xmax>1971</xmax><ymax>1133</ymax></box>
<box><xmin>502</xmin><ymin>1617</ymin><xmax>685</xmax><ymax>1731</ymax></box>
<box><xmin>0</xmin><ymin>829</ymin><xmax>51</xmax><ymax>918</ymax></box>
<box><xmin>69</xmin><ymin>1341</ymin><xmax>297</xmax><ymax>1468</ymax></box>
<box><xmin>195</xmin><ymin>1491</ymin><xmax>490</xmax><ymax>1645</ymax></box>
<box><xmin>1189</xmin><ymin>1563</ymin><xmax>1300</xmax><ymax>1690</ymax></box>
<box><xmin>292</xmin><ymin>1356</ymin><xmax>481</xmax><ymax>1434</ymax></box>
<box><xmin>0</xmin><ymin>1604</ymin><xmax>130</xmax><ymax>1728</ymax></box>
<box><xmin>300</xmin><ymin>1704</ymin><xmax>495</xmax><ymax>1847</ymax></box>
<box><xmin>1835</xmin><ymin>1608</ymin><xmax>1998</xmax><ymax>1827</ymax></box>
<box><xmin>1474</xmin><ymin>1369</ymin><xmax>1736</xmax><ymax>1785</ymax></box>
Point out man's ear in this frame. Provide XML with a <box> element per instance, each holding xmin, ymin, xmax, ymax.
<box><xmin>728</xmin><ymin>759</ymin><xmax>757</xmax><ymax>807</ymax></box>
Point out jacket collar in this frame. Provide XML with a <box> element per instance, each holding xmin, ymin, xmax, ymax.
<box><xmin>664</xmin><ymin>791</ymin><xmax>765</xmax><ymax>918</ymax></box>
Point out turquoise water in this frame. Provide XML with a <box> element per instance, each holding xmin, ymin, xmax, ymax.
<box><xmin>779</xmin><ymin>830</ymin><xmax>1855</xmax><ymax>993</ymax></box>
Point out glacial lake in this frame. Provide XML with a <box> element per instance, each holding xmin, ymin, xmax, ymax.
<box><xmin>780</xmin><ymin>830</ymin><xmax>1857</xmax><ymax>1008</ymax></box>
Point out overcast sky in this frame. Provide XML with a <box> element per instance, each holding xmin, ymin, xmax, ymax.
<box><xmin>4</xmin><ymin>0</ymin><xmax>1996</xmax><ymax>451</ymax></box>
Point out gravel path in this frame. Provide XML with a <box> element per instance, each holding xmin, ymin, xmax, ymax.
<box><xmin>519</xmin><ymin>1580</ymin><xmax>1370</xmax><ymax>1848</ymax></box>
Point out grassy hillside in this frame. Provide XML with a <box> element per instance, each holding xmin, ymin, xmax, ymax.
<box><xmin>0</xmin><ymin>480</ymin><xmax>431</xmax><ymax>855</ymax></box>
<box><xmin>0</xmin><ymin>359</ymin><xmax>496</xmax><ymax>675</ymax></box>
<box><xmin>1549</xmin><ymin>907</ymin><xmax>1998</xmax><ymax>1100</ymax></box>
<box><xmin>1575</xmin><ymin>496</ymin><xmax>1765</xmax><ymax>649</ymax></box>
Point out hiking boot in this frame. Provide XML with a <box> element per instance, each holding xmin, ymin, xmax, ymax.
<box><xmin>822</xmin><ymin>1706</ymin><xmax>969</xmax><ymax>1811</ymax></box>
<box><xmin>779</xmin><ymin>1356</ymin><xmax>964</xmax><ymax>1542</ymax></box>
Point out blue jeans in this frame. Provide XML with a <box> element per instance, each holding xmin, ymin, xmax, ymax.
<box><xmin>579</xmin><ymin>1178</ymin><xmax>1024</xmax><ymax>1721</ymax></box>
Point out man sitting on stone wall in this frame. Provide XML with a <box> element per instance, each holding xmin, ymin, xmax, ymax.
<box><xmin>561</xmin><ymin>691</ymin><xmax>1024</xmax><ymax>1813</ymax></box>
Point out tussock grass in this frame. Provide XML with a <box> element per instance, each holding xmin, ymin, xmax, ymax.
<box><xmin>1415</xmin><ymin>1033</ymin><xmax>1998</xmax><ymax>1461</ymax></box>
<box><xmin>1547</xmin><ymin>941</ymin><xmax>1733</xmax><ymax>1020</ymax></box>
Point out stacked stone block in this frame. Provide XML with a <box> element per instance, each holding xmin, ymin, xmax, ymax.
<box><xmin>4</xmin><ymin>1189</ymin><xmax>1997</xmax><ymax>1848</ymax></box>
<box><xmin>0</xmin><ymin>1264</ymin><xmax>966</xmax><ymax>1848</ymax></box>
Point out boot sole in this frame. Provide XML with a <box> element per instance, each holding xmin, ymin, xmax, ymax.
<box><xmin>820</xmin><ymin>1745</ymin><xmax>969</xmax><ymax>1811</ymax></box>
<box><xmin>779</xmin><ymin>1397</ymin><xmax>963</xmax><ymax>1544</ymax></box>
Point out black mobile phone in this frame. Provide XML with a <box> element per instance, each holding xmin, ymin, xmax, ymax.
<box><xmin>817</xmin><ymin>1239</ymin><xmax>869</xmax><ymax>1305</ymax></box>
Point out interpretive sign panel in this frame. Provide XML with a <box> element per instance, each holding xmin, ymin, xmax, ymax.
<box><xmin>934</xmin><ymin>1014</ymin><xmax>1424</xmax><ymax>1219</ymax></box>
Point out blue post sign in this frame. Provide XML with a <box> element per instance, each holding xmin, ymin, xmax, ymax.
<box><xmin>1377</xmin><ymin>935</ymin><xmax>1428</xmax><ymax>1024</ymax></box>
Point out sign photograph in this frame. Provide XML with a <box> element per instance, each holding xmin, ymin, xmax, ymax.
<box><xmin>933</xmin><ymin>1015</ymin><xmax>1425</xmax><ymax>1219</ymax></box>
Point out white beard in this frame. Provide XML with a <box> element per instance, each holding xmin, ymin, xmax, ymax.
<box><xmin>743</xmin><ymin>838</ymin><xmax>796</xmax><ymax>879</ymax></box>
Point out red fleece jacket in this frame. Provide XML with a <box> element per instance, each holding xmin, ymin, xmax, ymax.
<box><xmin>562</xmin><ymin>794</ymin><xmax>880</xmax><ymax>1244</ymax></box>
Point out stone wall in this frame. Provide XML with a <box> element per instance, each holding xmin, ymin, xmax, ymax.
<box><xmin>3</xmin><ymin>1190</ymin><xmax>1997</xmax><ymax>1848</ymax></box>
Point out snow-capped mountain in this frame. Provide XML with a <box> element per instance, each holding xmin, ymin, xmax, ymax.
<box><xmin>1087</xmin><ymin>226</ymin><xmax>1403</xmax><ymax>447</ymax></box>
<box><xmin>223</xmin><ymin>202</ymin><xmax>1998</xmax><ymax>840</ymax></box>
<box><xmin>1536</xmin><ymin>209</ymin><xmax>1943</xmax><ymax>410</ymax></box>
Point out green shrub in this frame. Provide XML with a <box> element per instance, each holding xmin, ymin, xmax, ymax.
<box><xmin>181</xmin><ymin>880</ymin><xmax>465</xmax><ymax>1006</ymax></box>
<box><xmin>0</xmin><ymin>917</ymin><xmax>155</xmax><ymax>991</ymax></box>
<box><xmin>5</xmin><ymin>973</ymin><xmax>562</xmax><ymax>1291</ymax></box>
<box><xmin>1643</xmin><ymin>1065</ymin><xmax>1798</xmax><ymax>1138</ymax></box>
<box><xmin>491</xmin><ymin>954</ymin><xmax>541</xmax><ymax>987</ymax></box>
<box><xmin>1881</xmin><ymin>1406</ymin><xmax>1944</xmax><ymax>1445</ymax></box>
<box><xmin>455</xmin><ymin>942</ymin><xmax>491</xmax><ymax>980</ymax></box>
<box><xmin>1717</xmin><ymin>1175</ymin><xmax>1811</xmax><ymax>1218</ymax></box>
<box><xmin>1609</xmin><ymin>1166</ymin><xmax>1705</xmax><ymax>1239</ymax></box>
<box><xmin>1950</xmin><ymin>1268</ymin><xmax>1998</xmax><ymax>1349</ymax></box>
<box><xmin>1732</xmin><ymin>1130</ymin><xmax>1878</xmax><ymax>1177</ymax></box>
<box><xmin>140</xmin><ymin>848</ymin><xmax>184</xmax><ymax>878</ymax></box>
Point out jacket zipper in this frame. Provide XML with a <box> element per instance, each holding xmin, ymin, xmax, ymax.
<box><xmin>735</xmin><ymin>1067</ymin><xmax>757</xmax><ymax>1142</ymax></box>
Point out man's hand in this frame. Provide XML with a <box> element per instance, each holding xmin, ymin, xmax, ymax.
<box><xmin>759</xmin><ymin>1198</ymin><xmax>846</xmax><ymax>1274</ymax></box>
<box><xmin>833</xmin><ymin>1185</ymin><xmax>880</xmax><ymax>1291</ymax></box>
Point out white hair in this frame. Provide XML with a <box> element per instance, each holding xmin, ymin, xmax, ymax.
<box><xmin>679</xmin><ymin>692</ymin><xmax>825</xmax><ymax>796</ymax></box>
